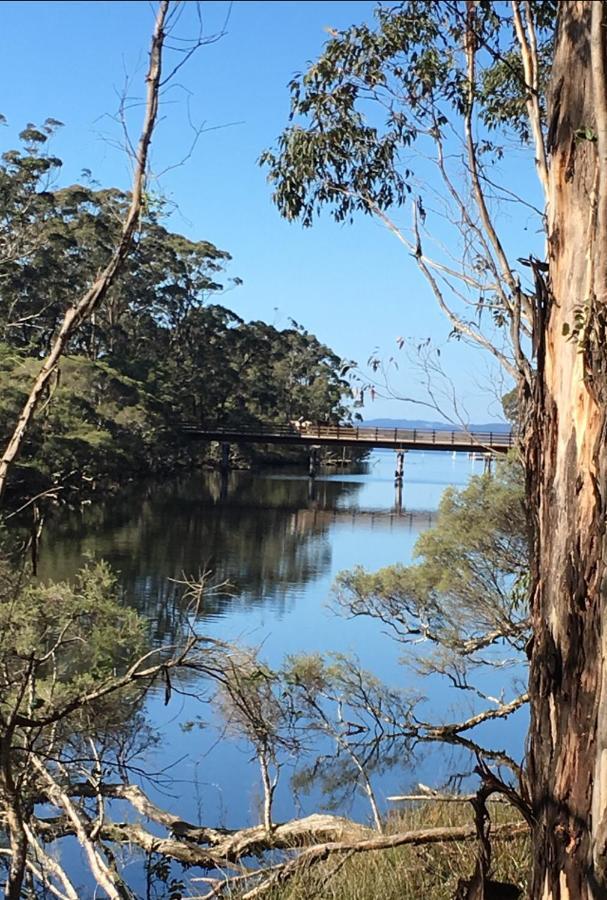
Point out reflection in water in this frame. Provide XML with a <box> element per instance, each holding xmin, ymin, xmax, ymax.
<box><xmin>36</xmin><ymin>453</ymin><xmax>518</xmax><ymax>838</ymax></box>
<box><xmin>39</xmin><ymin>469</ymin><xmax>387</xmax><ymax>642</ymax></box>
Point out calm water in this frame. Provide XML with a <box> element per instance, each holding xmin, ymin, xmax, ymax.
<box><xmin>38</xmin><ymin>450</ymin><xmax>527</xmax><ymax>836</ymax></box>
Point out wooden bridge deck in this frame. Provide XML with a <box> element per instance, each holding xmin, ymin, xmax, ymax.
<box><xmin>179</xmin><ymin>422</ymin><xmax>514</xmax><ymax>453</ymax></box>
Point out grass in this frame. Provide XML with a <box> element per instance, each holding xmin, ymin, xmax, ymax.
<box><xmin>267</xmin><ymin>802</ymin><xmax>530</xmax><ymax>900</ymax></box>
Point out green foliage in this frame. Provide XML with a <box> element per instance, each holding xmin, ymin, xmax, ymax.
<box><xmin>335</xmin><ymin>459</ymin><xmax>528</xmax><ymax>669</ymax></box>
<box><xmin>283</xmin><ymin>652</ymin><xmax>416</xmax><ymax>808</ymax></box>
<box><xmin>410</xmin><ymin>461</ymin><xmax>527</xmax><ymax>619</ymax></box>
<box><xmin>0</xmin><ymin>559</ymin><xmax>146</xmax><ymax>718</ymax></box>
<box><xmin>501</xmin><ymin>388</ymin><xmax>519</xmax><ymax>426</ymax></box>
<box><xmin>0</xmin><ymin>123</ymin><xmax>357</xmax><ymax>497</ymax></box>
<box><xmin>0</xmin><ymin>347</ymin><xmax>166</xmax><ymax>492</ymax></box>
<box><xmin>261</xmin><ymin>1</ymin><xmax>556</xmax><ymax>225</ymax></box>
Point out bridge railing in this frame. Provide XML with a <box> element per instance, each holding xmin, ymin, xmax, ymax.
<box><xmin>179</xmin><ymin>421</ymin><xmax>515</xmax><ymax>448</ymax></box>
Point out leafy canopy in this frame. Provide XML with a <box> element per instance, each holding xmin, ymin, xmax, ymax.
<box><xmin>260</xmin><ymin>1</ymin><xmax>557</xmax><ymax>226</ymax></box>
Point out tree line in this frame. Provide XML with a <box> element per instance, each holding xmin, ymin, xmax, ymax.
<box><xmin>0</xmin><ymin>124</ymin><xmax>353</xmax><ymax>501</ymax></box>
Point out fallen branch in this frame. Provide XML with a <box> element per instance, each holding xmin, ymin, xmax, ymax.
<box><xmin>26</xmin><ymin>776</ymin><xmax>528</xmax><ymax>897</ymax></box>
<box><xmin>34</xmin><ymin>809</ymin><xmax>372</xmax><ymax>866</ymax></box>
<box><xmin>387</xmin><ymin>793</ymin><xmax>507</xmax><ymax>803</ymax></box>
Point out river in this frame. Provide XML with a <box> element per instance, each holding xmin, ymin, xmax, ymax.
<box><xmin>37</xmin><ymin>449</ymin><xmax>527</xmax><ymax>840</ymax></box>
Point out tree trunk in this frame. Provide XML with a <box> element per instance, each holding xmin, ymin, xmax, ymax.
<box><xmin>259</xmin><ymin>751</ymin><xmax>275</xmax><ymax>834</ymax></box>
<box><xmin>527</xmin><ymin>2</ymin><xmax>607</xmax><ymax>896</ymax></box>
<box><xmin>1</xmin><ymin>736</ymin><xmax>27</xmax><ymax>900</ymax></box>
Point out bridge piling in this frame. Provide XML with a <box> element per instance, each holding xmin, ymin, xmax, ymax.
<box><xmin>394</xmin><ymin>450</ymin><xmax>405</xmax><ymax>509</ymax></box>
<box><xmin>395</xmin><ymin>450</ymin><xmax>405</xmax><ymax>483</ymax></box>
<box><xmin>395</xmin><ymin>479</ymin><xmax>403</xmax><ymax>513</ymax></box>
<box><xmin>309</xmin><ymin>445</ymin><xmax>320</xmax><ymax>478</ymax></box>
<box><xmin>220</xmin><ymin>441</ymin><xmax>230</xmax><ymax>474</ymax></box>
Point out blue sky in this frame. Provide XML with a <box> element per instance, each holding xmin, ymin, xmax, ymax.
<box><xmin>0</xmin><ymin>1</ymin><xmax>536</xmax><ymax>421</ymax></box>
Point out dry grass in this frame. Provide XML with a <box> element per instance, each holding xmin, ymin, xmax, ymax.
<box><xmin>267</xmin><ymin>802</ymin><xmax>530</xmax><ymax>900</ymax></box>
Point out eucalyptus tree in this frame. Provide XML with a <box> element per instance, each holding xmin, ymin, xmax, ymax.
<box><xmin>0</xmin><ymin>1</ymin><xmax>173</xmax><ymax>501</ymax></box>
<box><xmin>0</xmin><ymin>145</ymin><xmax>233</xmax><ymax>369</ymax></box>
<box><xmin>0</xmin><ymin>0</ymin><xmax>233</xmax><ymax>502</ymax></box>
<box><xmin>262</xmin><ymin>2</ymin><xmax>607</xmax><ymax>896</ymax></box>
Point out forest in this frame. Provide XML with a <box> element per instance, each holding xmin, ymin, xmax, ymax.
<box><xmin>0</xmin><ymin>123</ymin><xmax>354</xmax><ymax>501</ymax></box>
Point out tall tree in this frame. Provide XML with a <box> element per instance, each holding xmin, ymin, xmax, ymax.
<box><xmin>527</xmin><ymin>4</ymin><xmax>607</xmax><ymax>897</ymax></box>
<box><xmin>0</xmin><ymin>1</ymin><xmax>230</xmax><ymax>503</ymax></box>
<box><xmin>261</xmin><ymin>1</ymin><xmax>607</xmax><ymax>895</ymax></box>
<box><xmin>0</xmin><ymin>0</ymin><xmax>170</xmax><ymax>502</ymax></box>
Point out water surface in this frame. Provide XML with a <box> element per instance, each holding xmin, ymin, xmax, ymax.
<box><xmin>39</xmin><ymin>450</ymin><xmax>526</xmax><ymax>832</ymax></box>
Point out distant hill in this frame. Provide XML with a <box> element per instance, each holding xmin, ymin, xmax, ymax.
<box><xmin>362</xmin><ymin>417</ymin><xmax>511</xmax><ymax>433</ymax></box>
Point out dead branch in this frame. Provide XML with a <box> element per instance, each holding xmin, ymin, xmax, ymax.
<box><xmin>31</xmin><ymin>757</ymin><xmax>129</xmax><ymax>900</ymax></box>
<box><xmin>23</xmin><ymin>822</ymin><xmax>79</xmax><ymax>900</ymax></box>
<box><xmin>0</xmin><ymin>1</ymin><xmax>169</xmax><ymax>502</ymax></box>
<box><xmin>422</xmin><ymin>692</ymin><xmax>529</xmax><ymax>739</ymax></box>
<box><xmin>0</xmin><ymin>846</ymin><xmax>76</xmax><ymax>900</ymax></box>
<box><xmin>387</xmin><ymin>790</ymin><xmax>507</xmax><ymax>803</ymax></box>
<box><xmin>33</xmin><ymin>809</ymin><xmax>371</xmax><ymax>866</ymax></box>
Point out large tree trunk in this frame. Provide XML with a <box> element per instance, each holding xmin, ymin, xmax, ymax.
<box><xmin>527</xmin><ymin>2</ymin><xmax>607</xmax><ymax>896</ymax></box>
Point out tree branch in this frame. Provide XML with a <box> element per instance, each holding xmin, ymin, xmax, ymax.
<box><xmin>0</xmin><ymin>1</ymin><xmax>169</xmax><ymax>502</ymax></box>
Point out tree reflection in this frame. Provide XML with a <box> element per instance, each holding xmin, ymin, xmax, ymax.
<box><xmin>37</xmin><ymin>470</ymin><xmax>366</xmax><ymax>642</ymax></box>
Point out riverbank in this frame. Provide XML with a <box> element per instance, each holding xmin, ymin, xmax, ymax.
<box><xmin>265</xmin><ymin>802</ymin><xmax>529</xmax><ymax>899</ymax></box>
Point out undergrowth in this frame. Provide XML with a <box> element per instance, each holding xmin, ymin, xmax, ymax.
<box><xmin>267</xmin><ymin>802</ymin><xmax>530</xmax><ymax>900</ymax></box>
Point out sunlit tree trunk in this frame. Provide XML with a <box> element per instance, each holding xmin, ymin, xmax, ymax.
<box><xmin>527</xmin><ymin>2</ymin><xmax>607</xmax><ymax>896</ymax></box>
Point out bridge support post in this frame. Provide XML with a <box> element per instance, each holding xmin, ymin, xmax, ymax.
<box><xmin>394</xmin><ymin>450</ymin><xmax>405</xmax><ymax>511</ymax></box>
<box><xmin>220</xmin><ymin>472</ymin><xmax>229</xmax><ymax>501</ymax></box>
<box><xmin>220</xmin><ymin>441</ymin><xmax>230</xmax><ymax>474</ymax></box>
<box><xmin>309</xmin><ymin>445</ymin><xmax>320</xmax><ymax>478</ymax></box>
<box><xmin>395</xmin><ymin>479</ymin><xmax>403</xmax><ymax>513</ymax></box>
<box><xmin>395</xmin><ymin>450</ymin><xmax>405</xmax><ymax>482</ymax></box>
<box><xmin>483</xmin><ymin>453</ymin><xmax>493</xmax><ymax>474</ymax></box>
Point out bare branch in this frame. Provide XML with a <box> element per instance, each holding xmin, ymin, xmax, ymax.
<box><xmin>511</xmin><ymin>1</ymin><xmax>549</xmax><ymax>202</ymax></box>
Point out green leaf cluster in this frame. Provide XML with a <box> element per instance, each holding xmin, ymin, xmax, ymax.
<box><xmin>0</xmin><ymin>556</ymin><xmax>149</xmax><ymax>753</ymax></box>
<box><xmin>0</xmin><ymin>123</ymin><xmax>358</xmax><ymax>495</ymax></box>
<box><xmin>261</xmin><ymin>1</ymin><xmax>557</xmax><ymax>225</ymax></box>
<box><xmin>335</xmin><ymin>458</ymin><xmax>528</xmax><ymax>661</ymax></box>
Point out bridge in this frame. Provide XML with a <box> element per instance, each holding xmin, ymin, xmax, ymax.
<box><xmin>179</xmin><ymin>422</ymin><xmax>514</xmax><ymax>453</ymax></box>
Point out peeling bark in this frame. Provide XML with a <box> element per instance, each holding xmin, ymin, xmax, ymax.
<box><xmin>527</xmin><ymin>2</ymin><xmax>607</xmax><ymax>897</ymax></box>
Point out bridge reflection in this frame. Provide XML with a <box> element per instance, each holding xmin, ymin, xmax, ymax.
<box><xmin>287</xmin><ymin>506</ymin><xmax>434</xmax><ymax>534</ymax></box>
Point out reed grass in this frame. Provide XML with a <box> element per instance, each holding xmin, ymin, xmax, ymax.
<box><xmin>267</xmin><ymin>802</ymin><xmax>530</xmax><ymax>900</ymax></box>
